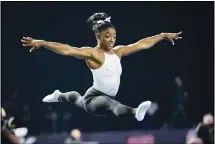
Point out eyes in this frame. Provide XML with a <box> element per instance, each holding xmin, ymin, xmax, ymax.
<box><xmin>105</xmin><ymin>35</ymin><xmax>116</xmax><ymax>39</ymax></box>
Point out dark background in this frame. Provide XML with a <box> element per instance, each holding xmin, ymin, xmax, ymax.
<box><xmin>2</xmin><ymin>2</ymin><xmax>214</xmax><ymax>135</ymax></box>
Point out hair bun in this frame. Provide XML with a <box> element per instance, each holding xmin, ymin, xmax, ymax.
<box><xmin>87</xmin><ymin>12</ymin><xmax>110</xmax><ymax>31</ymax></box>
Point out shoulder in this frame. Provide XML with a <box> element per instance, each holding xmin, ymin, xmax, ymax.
<box><xmin>82</xmin><ymin>47</ymin><xmax>103</xmax><ymax>61</ymax></box>
<box><xmin>79</xmin><ymin>46</ymin><xmax>93</xmax><ymax>51</ymax></box>
<box><xmin>80</xmin><ymin>47</ymin><xmax>99</xmax><ymax>53</ymax></box>
<box><xmin>112</xmin><ymin>45</ymin><xmax>126</xmax><ymax>58</ymax></box>
<box><xmin>113</xmin><ymin>45</ymin><xmax>126</xmax><ymax>51</ymax></box>
<box><xmin>78</xmin><ymin>47</ymin><xmax>97</xmax><ymax>55</ymax></box>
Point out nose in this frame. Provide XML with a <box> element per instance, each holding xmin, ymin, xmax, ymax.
<box><xmin>110</xmin><ymin>37</ymin><xmax>115</xmax><ymax>42</ymax></box>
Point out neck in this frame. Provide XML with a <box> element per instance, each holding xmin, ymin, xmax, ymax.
<box><xmin>96</xmin><ymin>44</ymin><xmax>113</xmax><ymax>54</ymax></box>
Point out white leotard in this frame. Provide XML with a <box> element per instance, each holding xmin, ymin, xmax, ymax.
<box><xmin>90</xmin><ymin>52</ymin><xmax>122</xmax><ymax>97</ymax></box>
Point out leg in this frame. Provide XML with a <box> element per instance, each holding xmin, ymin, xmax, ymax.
<box><xmin>58</xmin><ymin>91</ymin><xmax>84</xmax><ymax>109</ymax></box>
<box><xmin>84</xmin><ymin>95</ymin><xmax>152</xmax><ymax>121</ymax></box>
<box><xmin>113</xmin><ymin>101</ymin><xmax>136</xmax><ymax>119</ymax></box>
<box><xmin>84</xmin><ymin>95</ymin><xmax>134</xmax><ymax>119</ymax></box>
<box><xmin>114</xmin><ymin>100</ymin><xmax>152</xmax><ymax>121</ymax></box>
<box><xmin>42</xmin><ymin>90</ymin><xmax>84</xmax><ymax>109</ymax></box>
<box><xmin>42</xmin><ymin>88</ymin><xmax>151</xmax><ymax>121</ymax></box>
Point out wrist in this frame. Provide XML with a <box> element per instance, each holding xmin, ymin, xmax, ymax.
<box><xmin>160</xmin><ymin>33</ymin><xmax>167</xmax><ymax>39</ymax></box>
<box><xmin>40</xmin><ymin>40</ymin><xmax>46</xmax><ymax>47</ymax></box>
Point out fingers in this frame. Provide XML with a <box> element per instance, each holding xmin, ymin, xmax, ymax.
<box><xmin>30</xmin><ymin>47</ymin><xmax>36</xmax><ymax>52</ymax></box>
<box><xmin>176</xmin><ymin>31</ymin><xmax>182</xmax><ymax>35</ymax></box>
<box><xmin>170</xmin><ymin>39</ymin><xmax>175</xmax><ymax>45</ymax></box>
<box><xmin>21</xmin><ymin>38</ymin><xmax>32</xmax><ymax>46</ymax></box>
<box><xmin>23</xmin><ymin>37</ymin><xmax>33</xmax><ymax>41</ymax></box>
<box><xmin>21</xmin><ymin>39</ymin><xmax>28</xmax><ymax>43</ymax></box>
<box><xmin>21</xmin><ymin>37</ymin><xmax>33</xmax><ymax>47</ymax></box>
<box><xmin>21</xmin><ymin>36</ymin><xmax>36</xmax><ymax>52</ymax></box>
<box><xmin>174</xmin><ymin>37</ymin><xmax>182</xmax><ymax>40</ymax></box>
<box><xmin>174</xmin><ymin>36</ymin><xmax>182</xmax><ymax>40</ymax></box>
<box><xmin>21</xmin><ymin>37</ymin><xmax>32</xmax><ymax>43</ymax></box>
<box><xmin>22</xmin><ymin>43</ymin><xmax>32</xmax><ymax>47</ymax></box>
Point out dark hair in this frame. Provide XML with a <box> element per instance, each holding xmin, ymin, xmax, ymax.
<box><xmin>87</xmin><ymin>12</ymin><xmax>115</xmax><ymax>34</ymax></box>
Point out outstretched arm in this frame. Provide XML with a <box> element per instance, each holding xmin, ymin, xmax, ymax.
<box><xmin>21</xmin><ymin>37</ymin><xmax>92</xmax><ymax>59</ymax></box>
<box><xmin>114</xmin><ymin>32</ymin><xmax>182</xmax><ymax>56</ymax></box>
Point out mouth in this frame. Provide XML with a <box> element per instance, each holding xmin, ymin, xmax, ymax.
<box><xmin>108</xmin><ymin>43</ymin><xmax>114</xmax><ymax>47</ymax></box>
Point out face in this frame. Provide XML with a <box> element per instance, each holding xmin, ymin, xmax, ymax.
<box><xmin>97</xmin><ymin>27</ymin><xmax>116</xmax><ymax>50</ymax></box>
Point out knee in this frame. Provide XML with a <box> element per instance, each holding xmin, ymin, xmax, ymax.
<box><xmin>69</xmin><ymin>91</ymin><xmax>80</xmax><ymax>97</ymax></box>
<box><xmin>62</xmin><ymin>91</ymin><xmax>80</xmax><ymax>103</ymax></box>
<box><xmin>97</xmin><ymin>96</ymin><xmax>109</xmax><ymax>105</ymax></box>
<box><xmin>113</xmin><ymin>104</ymin><xmax>124</xmax><ymax>118</ymax></box>
<box><xmin>114</xmin><ymin>104</ymin><xmax>131</xmax><ymax>119</ymax></box>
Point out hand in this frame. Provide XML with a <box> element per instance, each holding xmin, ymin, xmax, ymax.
<box><xmin>21</xmin><ymin>37</ymin><xmax>44</xmax><ymax>52</ymax></box>
<box><xmin>163</xmin><ymin>31</ymin><xmax>182</xmax><ymax>45</ymax></box>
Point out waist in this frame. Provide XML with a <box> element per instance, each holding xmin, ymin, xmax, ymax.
<box><xmin>92</xmin><ymin>78</ymin><xmax>120</xmax><ymax>96</ymax></box>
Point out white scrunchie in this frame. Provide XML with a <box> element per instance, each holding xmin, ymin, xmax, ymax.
<box><xmin>96</xmin><ymin>16</ymin><xmax>111</xmax><ymax>24</ymax></box>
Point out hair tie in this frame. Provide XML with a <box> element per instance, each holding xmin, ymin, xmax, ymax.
<box><xmin>96</xmin><ymin>16</ymin><xmax>111</xmax><ymax>24</ymax></box>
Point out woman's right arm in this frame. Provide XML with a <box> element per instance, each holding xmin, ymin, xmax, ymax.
<box><xmin>21</xmin><ymin>37</ymin><xmax>92</xmax><ymax>59</ymax></box>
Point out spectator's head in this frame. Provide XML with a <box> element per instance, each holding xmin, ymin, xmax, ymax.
<box><xmin>71</xmin><ymin>129</ymin><xmax>81</xmax><ymax>140</ymax></box>
<box><xmin>1</xmin><ymin>107</ymin><xmax>6</xmax><ymax>117</ymax></box>
<box><xmin>203</xmin><ymin>113</ymin><xmax>214</xmax><ymax>125</ymax></box>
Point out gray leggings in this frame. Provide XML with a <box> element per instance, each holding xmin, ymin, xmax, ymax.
<box><xmin>59</xmin><ymin>87</ymin><xmax>134</xmax><ymax>119</ymax></box>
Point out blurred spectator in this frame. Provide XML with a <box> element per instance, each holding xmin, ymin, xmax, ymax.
<box><xmin>186</xmin><ymin>127</ymin><xmax>203</xmax><ymax>144</ymax></box>
<box><xmin>64</xmin><ymin>129</ymin><xmax>82</xmax><ymax>144</ymax></box>
<box><xmin>195</xmin><ymin>113</ymin><xmax>214</xmax><ymax>144</ymax></box>
<box><xmin>45</xmin><ymin>106</ymin><xmax>59</xmax><ymax>133</ymax></box>
<box><xmin>1</xmin><ymin>107</ymin><xmax>20</xmax><ymax>144</ymax></box>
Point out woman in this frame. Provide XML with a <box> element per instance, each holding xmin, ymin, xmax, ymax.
<box><xmin>21</xmin><ymin>12</ymin><xmax>182</xmax><ymax>121</ymax></box>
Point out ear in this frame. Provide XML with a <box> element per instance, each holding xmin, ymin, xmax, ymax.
<box><xmin>95</xmin><ymin>32</ymin><xmax>100</xmax><ymax>39</ymax></box>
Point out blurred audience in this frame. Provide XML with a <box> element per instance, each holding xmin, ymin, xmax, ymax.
<box><xmin>195</xmin><ymin>113</ymin><xmax>214</xmax><ymax>144</ymax></box>
<box><xmin>187</xmin><ymin>113</ymin><xmax>214</xmax><ymax>144</ymax></box>
<box><xmin>1</xmin><ymin>107</ymin><xmax>20</xmax><ymax>144</ymax></box>
<box><xmin>64</xmin><ymin>129</ymin><xmax>82</xmax><ymax>144</ymax></box>
<box><xmin>186</xmin><ymin>127</ymin><xmax>203</xmax><ymax>144</ymax></box>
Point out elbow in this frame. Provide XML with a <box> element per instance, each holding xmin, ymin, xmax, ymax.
<box><xmin>145</xmin><ymin>45</ymin><xmax>153</xmax><ymax>49</ymax></box>
<box><xmin>61</xmin><ymin>45</ymin><xmax>71</xmax><ymax>56</ymax></box>
<box><xmin>137</xmin><ymin>41</ymin><xmax>151</xmax><ymax>50</ymax></box>
<box><xmin>61</xmin><ymin>50</ymin><xmax>69</xmax><ymax>56</ymax></box>
<box><xmin>142</xmin><ymin>43</ymin><xmax>154</xmax><ymax>49</ymax></box>
<box><xmin>142</xmin><ymin>41</ymin><xmax>153</xmax><ymax>48</ymax></box>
